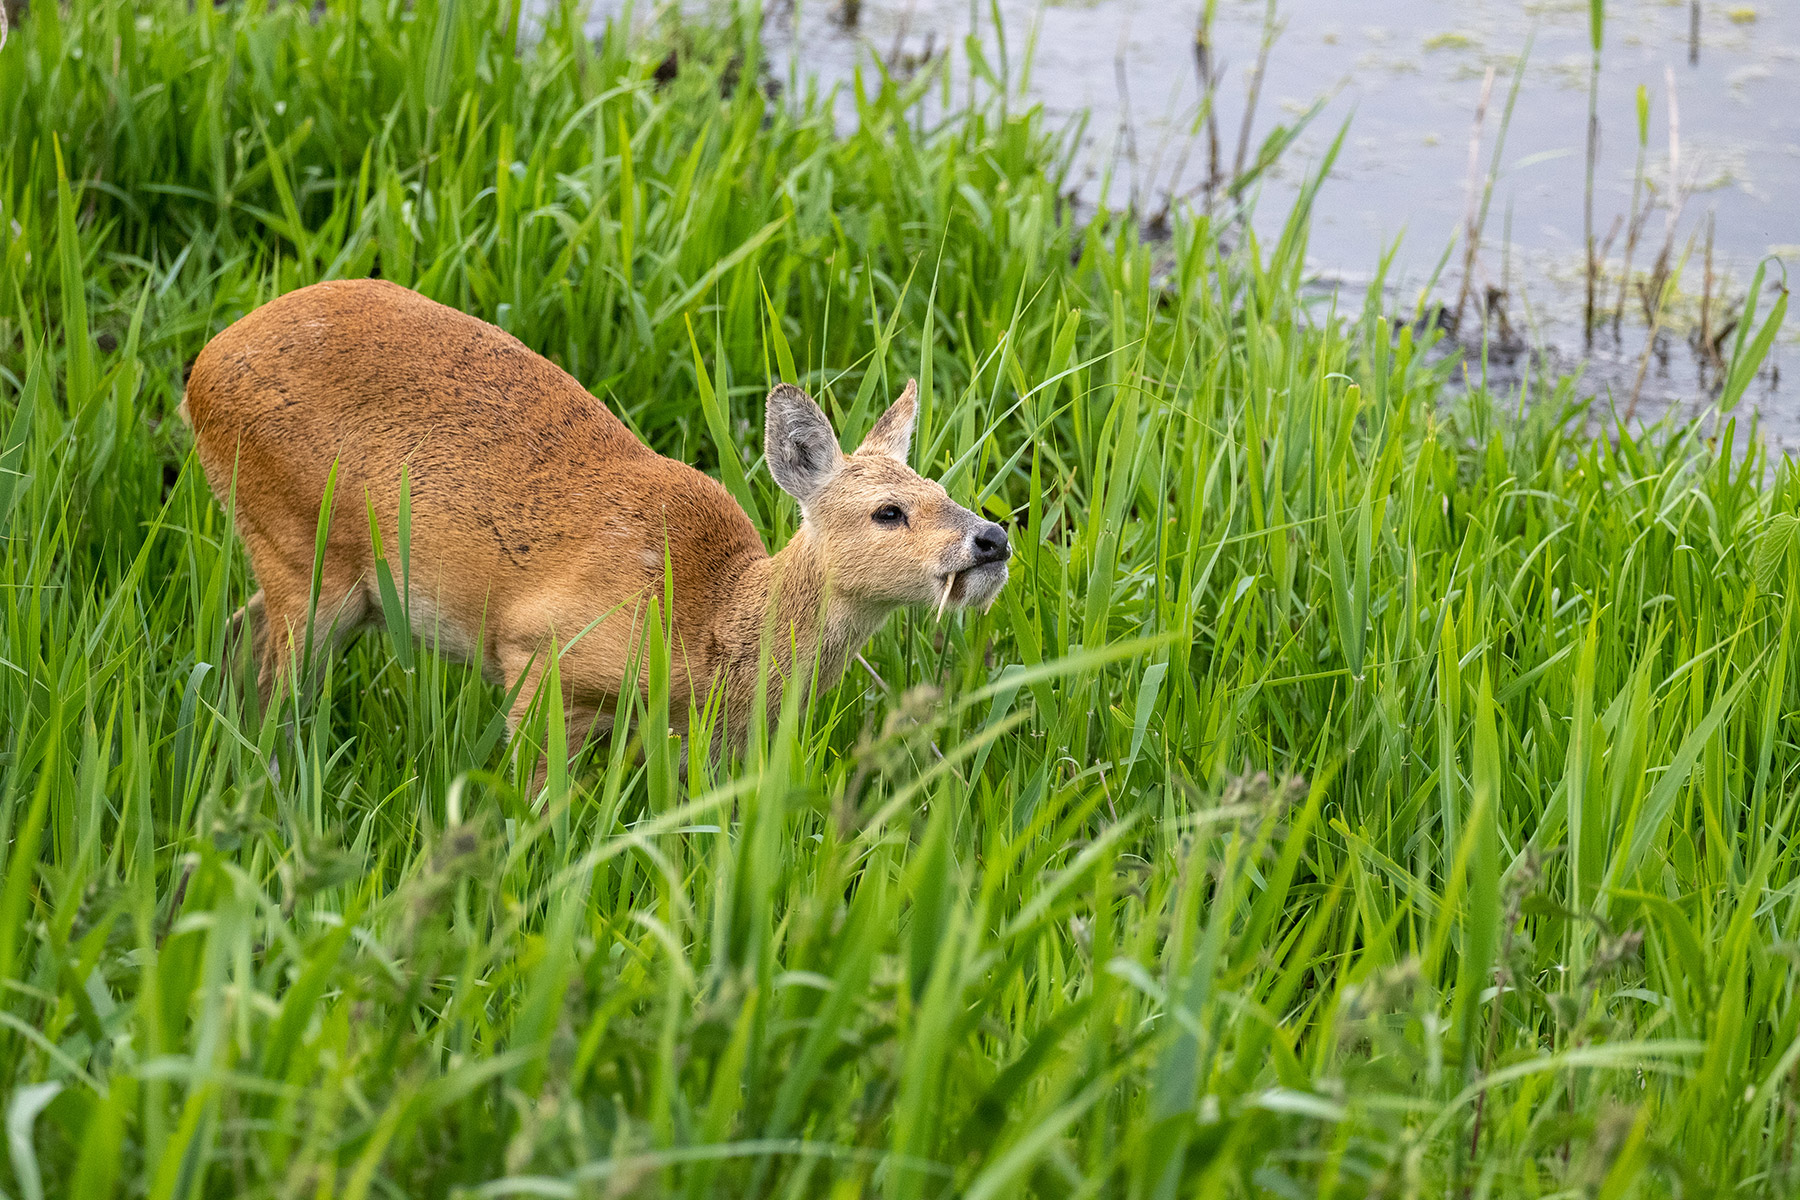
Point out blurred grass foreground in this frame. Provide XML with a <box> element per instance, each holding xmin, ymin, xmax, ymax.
<box><xmin>2</xmin><ymin>0</ymin><xmax>1799</xmax><ymax>1195</ymax></box>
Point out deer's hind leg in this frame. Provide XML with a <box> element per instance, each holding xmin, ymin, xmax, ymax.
<box><xmin>241</xmin><ymin>543</ymin><xmax>374</xmax><ymax>710</ymax></box>
<box><xmin>223</xmin><ymin>589</ymin><xmax>268</xmax><ymax>701</ymax></box>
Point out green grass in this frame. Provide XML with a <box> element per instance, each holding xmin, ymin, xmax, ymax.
<box><xmin>2</xmin><ymin>0</ymin><xmax>1799</xmax><ymax>1195</ymax></box>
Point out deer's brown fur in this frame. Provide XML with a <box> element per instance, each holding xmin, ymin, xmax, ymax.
<box><xmin>182</xmin><ymin>279</ymin><xmax>1010</xmax><ymax>749</ymax></box>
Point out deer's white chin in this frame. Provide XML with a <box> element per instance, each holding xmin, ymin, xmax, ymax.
<box><xmin>926</xmin><ymin>562</ymin><xmax>1009</xmax><ymax>621</ymax></box>
<box><xmin>952</xmin><ymin>561</ymin><xmax>1009</xmax><ymax>611</ymax></box>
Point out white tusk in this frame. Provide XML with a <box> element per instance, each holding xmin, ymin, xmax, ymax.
<box><xmin>936</xmin><ymin>573</ymin><xmax>957</xmax><ymax>623</ymax></box>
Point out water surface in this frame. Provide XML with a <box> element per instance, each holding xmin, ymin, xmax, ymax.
<box><xmin>605</xmin><ymin>1</ymin><xmax>1799</xmax><ymax>442</ymax></box>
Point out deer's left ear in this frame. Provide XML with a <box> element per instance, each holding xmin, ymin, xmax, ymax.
<box><xmin>765</xmin><ymin>383</ymin><xmax>844</xmax><ymax>505</ymax></box>
<box><xmin>855</xmin><ymin>378</ymin><xmax>918</xmax><ymax>463</ymax></box>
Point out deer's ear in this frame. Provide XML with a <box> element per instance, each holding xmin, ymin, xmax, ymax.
<box><xmin>765</xmin><ymin>383</ymin><xmax>843</xmax><ymax>504</ymax></box>
<box><xmin>855</xmin><ymin>378</ymin><xmax>918</xmax><ymax>463</ymax></box>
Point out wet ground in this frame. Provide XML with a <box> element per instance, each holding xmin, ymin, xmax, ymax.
<box><xmin>597</xmin><ymin>1</ymin><xmax>1798</xmax><ymax>446</ymax></box>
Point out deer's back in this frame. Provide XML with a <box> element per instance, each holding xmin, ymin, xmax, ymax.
<box><xmin>185</xmin><ymin>278</ymin><xmax>648</xmax><ymax>508</ymax></box>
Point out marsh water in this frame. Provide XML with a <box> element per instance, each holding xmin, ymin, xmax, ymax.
<box><xmin>595</xmin><ymin>1</ymin><xmax>1798</xmax><ymax>445</ymax></box>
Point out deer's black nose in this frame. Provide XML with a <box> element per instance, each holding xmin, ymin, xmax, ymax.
<box><xmin>971</xmin><ymin>522</ymin><xmax>1011</xmax><ymax>564</ymax></box>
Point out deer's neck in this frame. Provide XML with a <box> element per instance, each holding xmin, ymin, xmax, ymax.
<box><xmin>721</xmin><ymin>524</ymin><xmax>888</xmax><ymax>714</ymax></box>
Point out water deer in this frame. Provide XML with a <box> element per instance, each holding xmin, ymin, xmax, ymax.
<box><xmin>182</xmin><ymin>279</ymin><xmax>1011</xmax><ymax>755</ymax></box>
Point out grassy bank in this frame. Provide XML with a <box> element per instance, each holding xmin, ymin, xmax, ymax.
<box><xmin>2</xmin><ymin>0</ymin><xmax>1798</xmax><ymax>1195</ymax></box>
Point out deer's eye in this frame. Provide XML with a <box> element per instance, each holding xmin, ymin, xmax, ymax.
<box><xmin>872</xmin><ymin>505</ymin><xmax>907</xmax><ymax>527</ymax></box>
